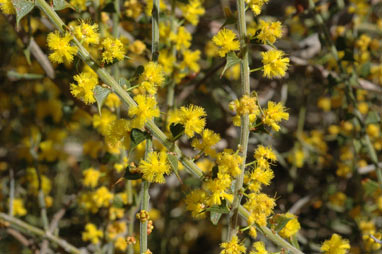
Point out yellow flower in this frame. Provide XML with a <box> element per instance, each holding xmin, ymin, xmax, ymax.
<box><xmin>170</xmin><ymin>26</ymin><xmax>191</xmax><ymax>51</ymax></box>
<box><xmin>105</xmin><ymin>119</ymin><xmax>131</xmax><ymax>149</ymax></box>
<box><xmin>204</xmin><ymin>173</ymin><xmax>233</xmax><ymax>206</ymax></box>
<box><xmin>128</xmin><ymin>95</ymin><xmax>160</xmax><ymax>129</ymax></box>
<box><xmin>287</xmin><ymin>147</ymin><xmax>305</xmax><ymax>168</ymax></box>
<box><xmin>13</xmin><ymin>198</ymin><xmax>27</xmax><ymax>217</ymax></box>
<box><xmin>101</xmin><ymin>37</ymin><xmax>126</xmax><ymax>63</ymax></box>
<box><xmin>70</xmin><ymin>0</ymin><xmax>86</xmax><ymax>11</ymax></box>
<box><xmin>105</xmin><ymin>93</ymin><xmax>121</xmax><ymax>109</ymax></box>
<box><xmin>279</xmin><ymin>213</ymin><xmax>301</xmax><ymax>238</ymax></box>
<box><xmin>245</xmin><ymin>0</ymin><xmax>269</xmax><ymax>15</ymax></box>
<box><xmin>139</xmin><ymin>151</ymin><xmax>171</xmax><ymax>183</ymax></box>
<box><xmin>261</xmin><ymin>49</ymin><xmax>289</xmax><ymax>78</ymax></box>
<box><xmin>138</xmin><ymin>61</ymin><xmax>165</xmax><ymax>94</ymax></box>
<box><xmin>212</xmin><ymin>28</ymin><xmax>240</xmax><ymax>57</ymax></box>
<box><xmin>93</xmin><ymin>186</ymin><xmax>114</xmax><ymax>208</ymax></box>
<box><xmin>124</xmin><ymin>0</ymin><xmax>142</xmax><ymax>19</ymax></box>
<box><xmin>180</xmin><ymin>49</ymin><xmax>201</xmax><ymax>72</ymax></box>
<box><xmin>256</xmin><ymin>19</ymin><xmax>282</xmax><ymax>44</ymax></box>
<box><xmin>73</xmin><ymin>21</ymin><xmax>100</xmax><ymax>46</ymax></box>
<box><xmin>115</xmin><ymin>236</ymin><xmax>127</xmax><ymax>251</ymax></box>
<box><xmin>70</xmin><ymin>72</ymin><xmax>98</xmax><ymax>104</ymax></box>
<box><xmin>185</xmin><ymin>189</ymin><xmax>207</xmax><ymax>219</ymax></box>
<box><xmin>159</xmin><ymin>49</ymin><xmax>176</xmax><ymax>75</ymax></box>
<box><xmin>229</xmin><ymin>95</ymin><xmax>259</xmax><ymax>116</ymax></box>
<box><xmin>216</xmin><ymin>150</ymin><xmax>243</xmax><ymax>177</ymax></box>
<box><xmin>0</xmin><ymin>0</ymin><xmax>15</xmax><ymax>14</ymax></box>
<box><xmin>318</xmin><ymin>97</ymin><xmax>331</xmax><ymax>112</ymax></box>
<box><xmin>128</xmin><ymin>40</ymin><xmax>146</xmax><ymax>55</ymax></box>
<box><xmin>170</xmin><ymin>104</ymin><xmax>207</xmax><ymax>138</ymax></box>
<box><xmin>82</xmin><ymin>223</ymin><xmax>103</xmax><ymax>244</ymax></box>
<box><xmin>180</xmin><ymin>0</ymin><xmax>205</xmax><ymax>26</ymax></box>
<box><xmin>250</xmin><ymin>241</ymin><xmax>269</xmax><ymax>254</ymax></box>
<box><xmin>93</xmin><ymin>108</ymin><xmax>117</xmax><ymax>135</ymax></box>
<box><xmin>262</xmin><ymin>101</ymin><xmax>289</xmax><ymax>131</ymax></box>
<box><xmin>320</xmin><ymin>234</ymin><xmax>350</xmax><ymax>254</ymax></box>
<box><xmin>83</xmin><ymin>168</ymin><xmax>101</xmax><ymax>188</ymax></box>
<box><xmin>367</xmin><ymin>124</ymin><xmax>380</xmax><ymax>138</ymax></box>
<box><xmin>244</xmin><ymin>193</ymin><xmax>275</xmax><ymax>226</ymax></box>
<box><xmin>47</xmin><ymin>31</ymin><xmax>78</xmax><ymax>64</ymax></box>
<box><xmin>191</xmin><ymin>129</ymin><xmax>221</xmax><ymax>157</ymax></box>
<box><xmin>220</xmin><ymin>236</ymin><xmax>246</xmax><ymax>254</ymax></box>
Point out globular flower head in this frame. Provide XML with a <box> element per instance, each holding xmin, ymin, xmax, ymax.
<box><xmin>212</xmin><ymin>28</ymin><xmax>240</xmax><ymax>57</ymax></box>
<box><xmin>0</xmin><ymin>0</ymin><xmax>15</xmax><ymax>14</ymax></box>
<box><xmin>170</xmin><ymin>104</ymin><xmax>207</xmax><ymax>138</ymax></box>
<box><xmin>320</xmin><ymin>234</ymin><xmax>350</xmax><ymax>254</ymax></box>
<box><xmin>180</xmin><ymin>0</ymin><xmax>205</xmax><ymax>26</ymax></box>
<box><xmin>262</xmin><ymin>101</ymin><xmax>289</xmax><ymax>131</ymax></box>
<box><xmin>169</xmin><ymin>26</ymin><xmax>191</xmax><ymax>51</ymax></box>
<box><xmin>191</xmin><ymin>129</ymin><xmax>221</xmax><ymax>157</ymax></box>
<box><xmin>82</xmin><ymin>223</ymin><xmax>104</xmax><ymax>244</ymax></box>
<box><xmin>185</xmin><ymin>189</ymin><xmax>207</xmax><ymax>219</ymax></box>
<box><xmin>256</xmin><ymin>19</ymin><xmax>283</xmax><ymax>44</ymax></box>
<box><xmin>73</xmin><ymin>21</ymin><xmax>100</xmax><ymax>46</ymax></box>
<box><xmin>245</xmin><ymin>0</ymin><xmax>269</xmax><ymax>16</ymax></box>
<box><xmin>261</xmin><ymin>49</ymin><xmax>289</xmax><ymax>78</ymax></box>
<box><xmin>47</xmin><ymin>31</ymin><xmax>78</xmax><ymax>64</ymax></box>
<box><xmin>128</xmin><ymin>95</ymin><xmax>160</xmax><ymax>129</ymax></box>
<box><xmin>278</xmin><ymin>213</ymin><xmax>301</xmax><ymax>238</ymax></box>
<box><xmin>139</xmin><ymin>151</ymin><xmax>171</xmax><ymax>183</ymax></box>
<box><xmin>70</xmin><ymin>71</ymin><xmax>98</xmax><ymax>104</ymax></box>
<box><xmin>101</xmin><ymin>37</ymin><xmax>126</xmax><ymax>64</ymax></box>
<box><xmin>220</xmin><ymin>235</ymin><xmax>246</xmax><ymax>254</ymax></box>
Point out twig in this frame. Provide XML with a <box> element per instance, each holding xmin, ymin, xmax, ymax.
<box><xmin>0</xmin><ymin>212</ymin><xmax>82</xmax><ymax>254</ymax></box>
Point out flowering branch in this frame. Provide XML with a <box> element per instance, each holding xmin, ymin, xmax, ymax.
<box><xmin>227</xmin><ymin>0</ymin><xmax>251</xmax><ymax>241</ymax></box>
<box><xmin>32</xmin><ymin>1</ymin><xmax>303</xmax><ymax>252</ymax></box>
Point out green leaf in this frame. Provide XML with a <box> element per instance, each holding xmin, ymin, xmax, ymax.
<box><xmin>365</xmin><ymin>134</ymin><xmax>378</xmax><ymax>164</ymax></box>
<box><xmin>206</xmin><ymin>200</ymin><xmax>230</xmax><ymax>214</ymax></box>
<box><xmin>167</xmin><ymin>153</ymin><xmax>182</xmax><ymax>183</ymax></box>
<box><xmin>12</xmin><ymin>0</ymin><xmax>34</xmax><ymax>28</ymax></box>
<box><xmin>124</xmin><ymin>166</ymin><xmax>142</xmax><ymax>180</ymax></box>
<box><xmin>365</xmin><ymin>111</ymin><xmax>381</xmax><ymax>125</ymax></box>
<box><xmin>130</xmin><ymin>128</ymin><xmax>150</xmax><ymax>149</ymax></box>
<box><xmin>362</xmin><ymin>179</ymin><xmax>379</xmax><ymax>196</ymax></box>
<box><xmin>360</xmin><ymin>62</ymin><xmax>371</xmax><ymax>77</ymax></box>
<box><xmin>170</xmin><ymin>123</ymin><xmax>185</xmax><ymax>140</ymax></box>
<box><xmin>210</xmin><ymin>212</ymin><xmax>222</xmax><ymax>225</ymax></box>
<box><xmin>23</xmin><ymin>46</ymin><xmax>31</xmax><ymax>65</ymax></box>
<box><xmin>94</xmin><ymin>85</ymin><xmax>111</xmax><ymax>114</ymax></box>
<box><xmin>221</xmin><ymin>52</ymin><xmax>241</xmax><ymax>78</ymax></box>
<box><xmin>7</xmin><ymin>71</ymin><xmax>44</xmax><ymax>80</ymax></box>
<box><xmin>271</xmin><ymin>214</ymin><xmax>292</xmax><ymax>232</ymax></box>
<box><xmin>53</xmin><ymin>0</ymin><xmax>70</xmax><ymax>10</ymax></box>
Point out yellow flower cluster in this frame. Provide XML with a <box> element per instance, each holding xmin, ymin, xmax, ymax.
<box><xmin>138</xmin><ymin>61</ymin><xmax>165</xmax><ymax>95</ymax></box>
<box><xmin>320</xmin><ymin>234</ymin><xmax>350</xmax><ymax>254</ymax></box>
<box><xmin>261</xmin><ymin>49</ymin><xmax>289</xmax><ymax>78</ymax></box>
<box><xmin>220</xmin><ymin>236</ymin><xmax>246</xmax><ymax>254</ymax></box>
<box><xmin>73</xmin><ymin>21</ymin><xmax>100</xmax><ymax>46</ymax></box>
<box><xmin>180</xmin><ymin>0</ymin><xmax>205</xmax><ymax>26</ymax></box>
<box><xmin>262</xmin><ymin>101</ymin><xmax>289</xmax><ymax>131</ymax></box>
<box><xmin>128</xmin><ymin>95</ymin><xmax>160</xmax><ymax>129</ymax></box>
<box><xmin>229</xmin><ymin>95</ymin><xmax>260</xmax><ymax>126</ymax></box>
<box><xmin>245</xmin><ymin>0</ymin><xmax>269</xmax><ymax>16</ymax></box>
<box><xmin>70</xmin><ymin>71</ymin><xmax>98</xmax><ymax>104</ymax></box>
<box><xmin>191</xmin><ymin>129</ymin><xmax>221</xmax><ymax>157</ymax></box>
<box><xmin>82</xmin><ymin>223</ymin><xmax>104</xmax><ymax>244</ymax></box>
<box><xmin>139</xmin><ymin>151</ymin><xmax>171</xmax><ymax>183</ymax></box>
<box><xmin>101</xmin><ymin>37</ymin><xmax>126</xmax><ymax>64</ymax></box>
<box><xmin>256</xmin><ymin>19</ymin><xmax>283</xmax><ymax>44</ymax></box>
<box><xmin>0</xmin><ymin>0</ymin><xmax>15</xmax><ymax>14</ymax></box>
<box><xmin>212</xmin><ymin>28</ymin><xmax>240</xmax><ymax>57</ymax></box>
<box><xmin>169</xmin><ymin>104</ymin><xmax>207</xmax><ymax>138</ymax></box>
<box><xmin>47</xmin><ymin>31</ymin><xmax>78</xmax><ymax>64</ymax></box>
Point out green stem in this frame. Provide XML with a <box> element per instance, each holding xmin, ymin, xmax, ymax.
<box><xmin>166</xmin><ymin>0</ymin><xmax>177</xmax><ymax>110</ymax></box>
<box><xmin>112</xmin><ymin>0</ymin><xmax>120</xmax><ymax>78</ymax></box>
<box><xmin>33</xmin><ymin>1</ymin><xmax>304</xmax><ymax>252</ymax></box>
<box><xmin>140</xmin><ymin>139</ymin><xmax>152</xmax><ymax>254</ymax></box>
<box><xmin>227</xmin><ymin>0</ymin><xmax>251</xmax><ymax>241</ymax></box>
<box><xmin>0</xmin><ymin>212</ymin><xmax>81</xmax><ymax>254</ymax></box>
<box><xmin>9</xmin><ymin>169</ymin><xmax>14</xmax><ymax>216</ymax></box>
